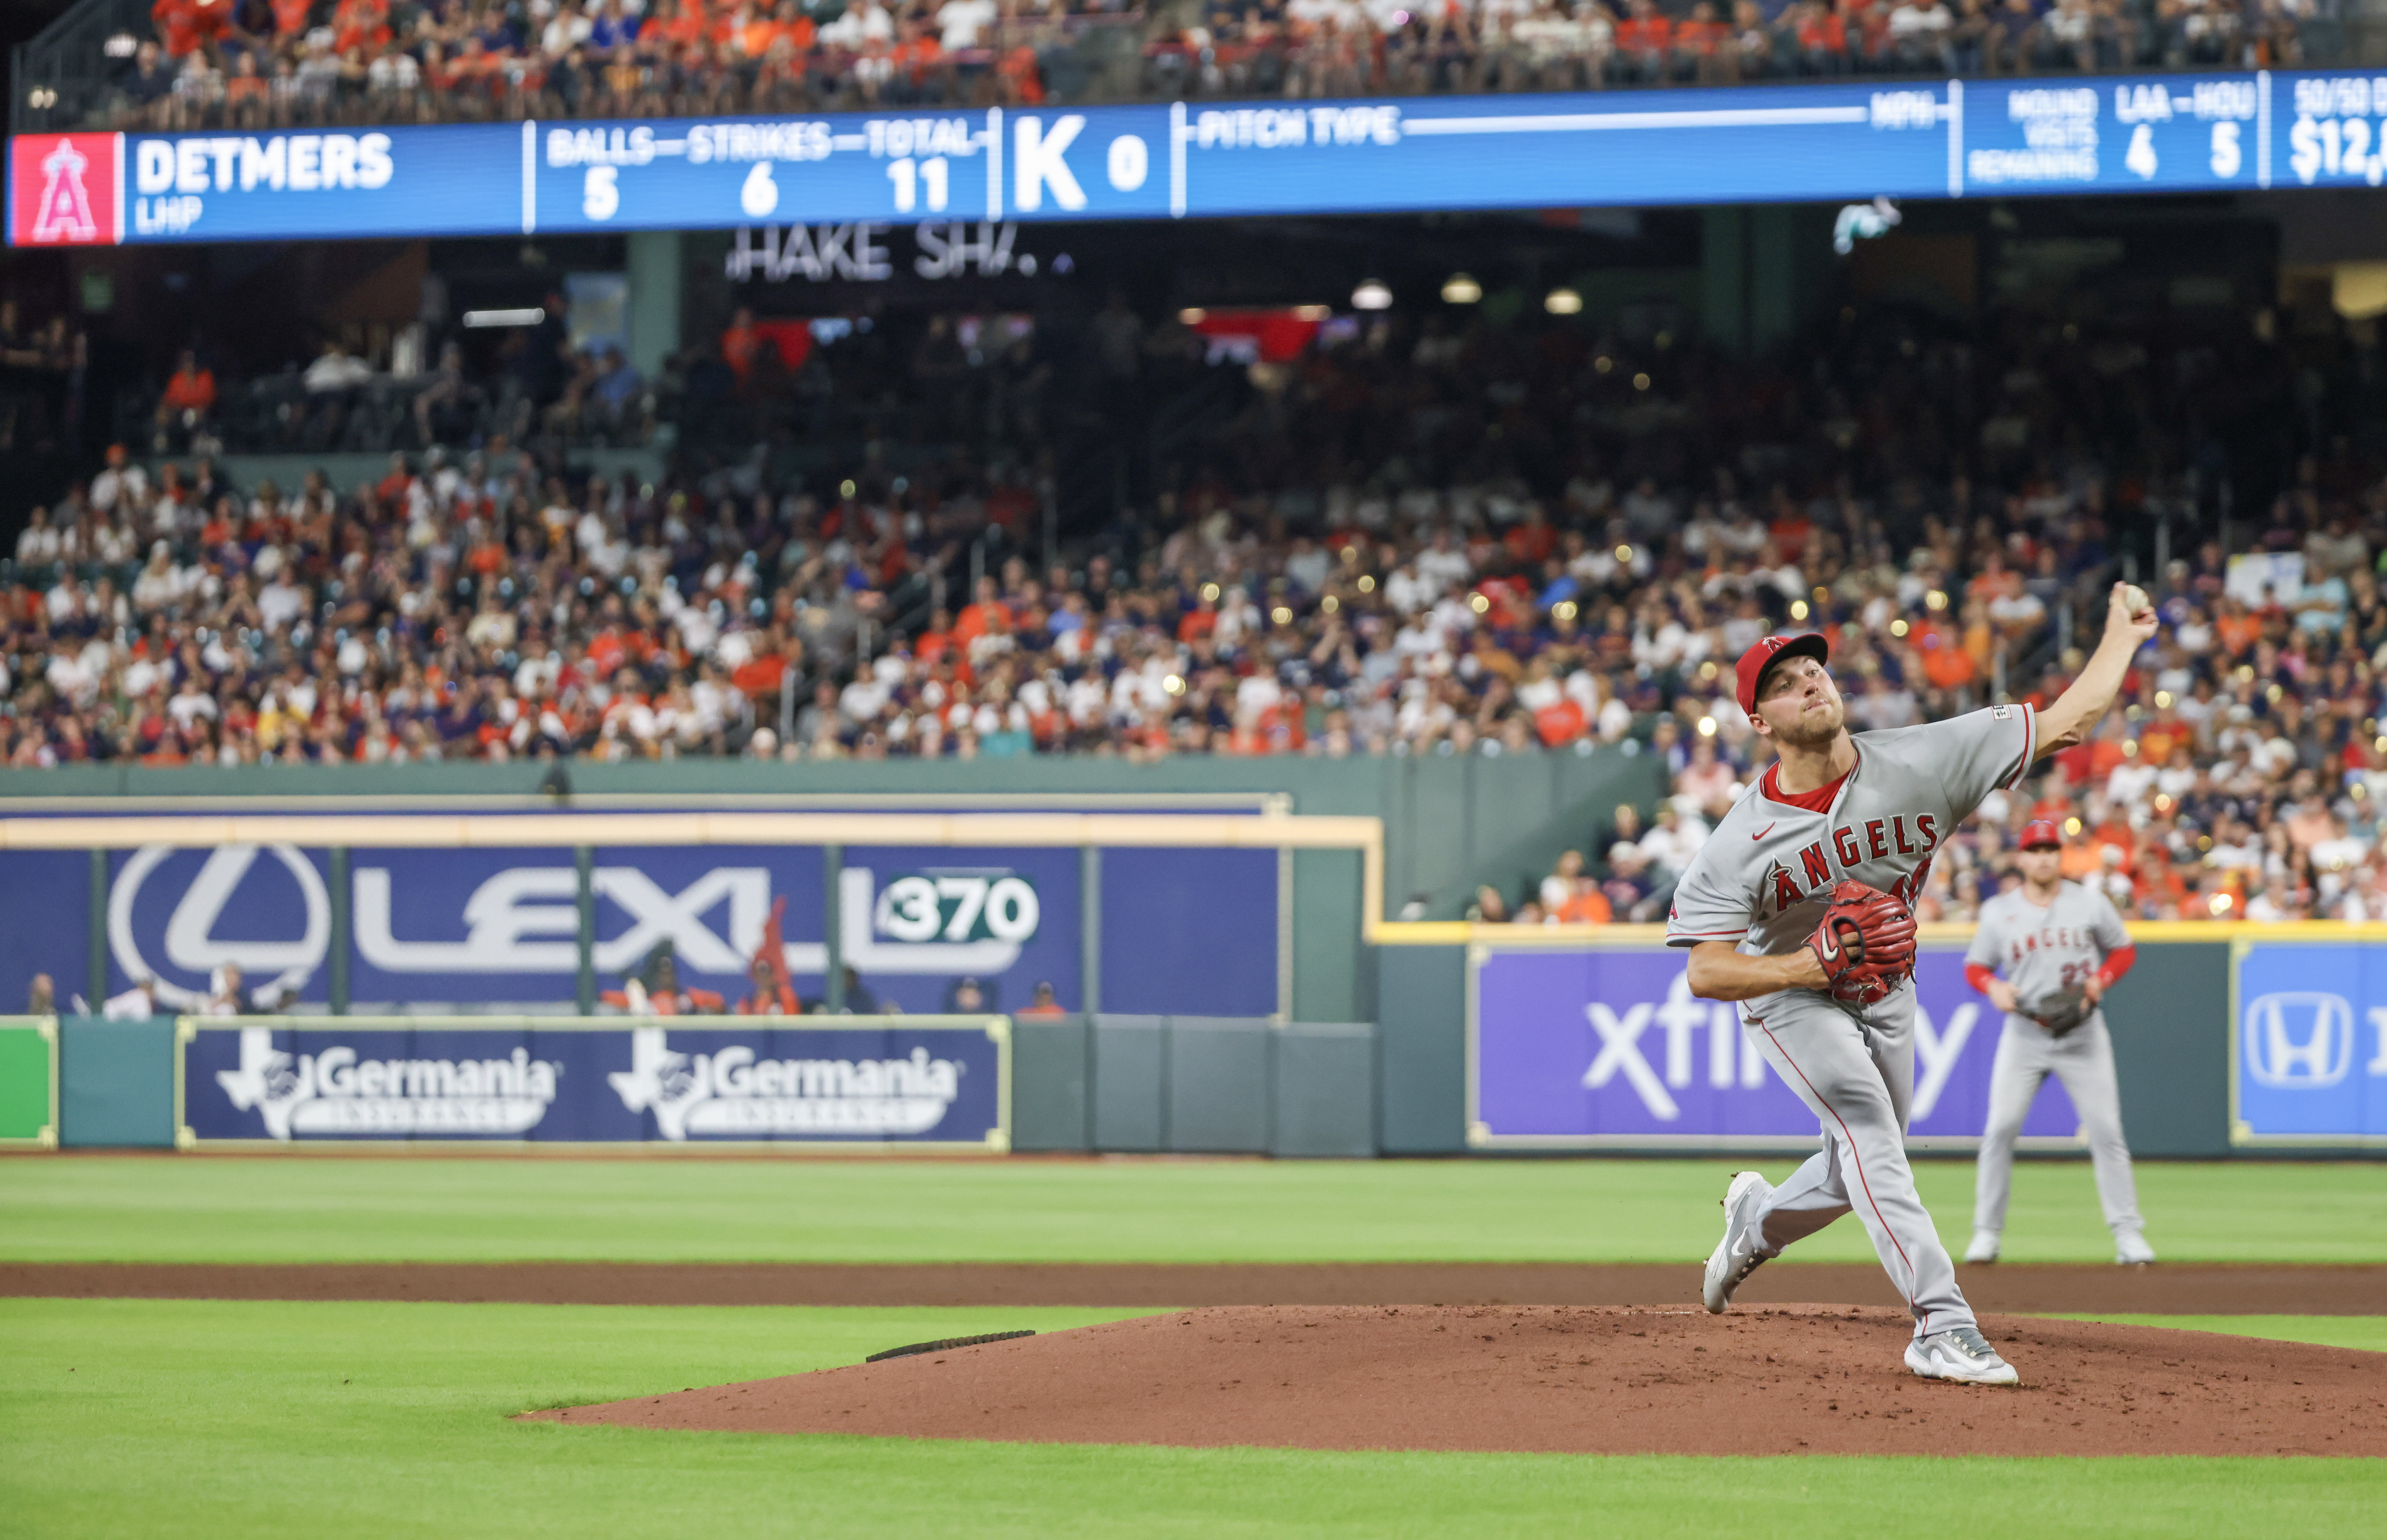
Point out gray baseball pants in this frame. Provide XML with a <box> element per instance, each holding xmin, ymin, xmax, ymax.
<box><xmin>1739</xmin><ymin>984</ymin><xmax>1975</xmax><ymax>1339</ymax></box>
<box><xmin>1971</xmin><ymin>1013</ymin><xmax>2141</xmax><ymax>1238</ymax></box>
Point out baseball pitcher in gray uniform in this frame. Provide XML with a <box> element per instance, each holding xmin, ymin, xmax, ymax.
<box><xmin>1961</xmin><ymin>819</ymin><xmax>2152</xmax><ymax>1266</ymax></box>
<box><xmin>1670</xmin><ymin>582</ymin><xmax>2157</xmax><ymax>1387</ymax></box>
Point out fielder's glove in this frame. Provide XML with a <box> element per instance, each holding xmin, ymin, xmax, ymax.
<box><xmin>2024</xmin><ymin>984</ymin><xmax>2093</xmax><ymax>1037</ymax></box>
<box><xmin>1807</xmin><ymin>879</ymin><xmax>1919</xmax><ymax>1007</ymax></box>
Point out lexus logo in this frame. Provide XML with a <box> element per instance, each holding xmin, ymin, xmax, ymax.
<box><xmin>109</xmin><ymin>843</ymin><xmax>332</xmax><ymax>985</ymax></box>
<box><xmin>2242</xmin><ymin>992</ymin><xmax>2355</xmax><ymax>1089</ymax></box>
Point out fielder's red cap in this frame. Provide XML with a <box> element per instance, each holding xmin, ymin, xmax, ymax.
<box><xmin>1734</xmin><ymin>632</ymin><xmax>1830</xmax><ymax>716</ymax></box>
<box><xmin>2019</xmin><ymin>819</ymin><xmax>2064</xmax><ymax>849</ymax></box>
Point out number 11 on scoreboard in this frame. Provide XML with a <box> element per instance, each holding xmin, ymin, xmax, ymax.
<box><xmin>888</xmin><ymin>157</ymin><xmax>949</xmax><ymax>214</ymax></box>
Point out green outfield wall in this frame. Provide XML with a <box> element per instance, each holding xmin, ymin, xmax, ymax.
<box><xmin>2</xmin><ymin>754</ymin><xmax>2374</xmax><ymax>1158</ymax></box>
<box><xmin>7</xmin><ymin>934</ymin><xmax>2308</xmax><ymax>1157</ymax></box>
<box><xmin>0</xmin><ymin>1018</ymin><xmax>59</xmax><ymax>1148</ymax></box>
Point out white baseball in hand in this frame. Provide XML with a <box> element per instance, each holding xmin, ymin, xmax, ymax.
<box><xmin>2118</xmin><ymin>584</ymin><xmax>2152</xmax><ymax>619</ymax></box>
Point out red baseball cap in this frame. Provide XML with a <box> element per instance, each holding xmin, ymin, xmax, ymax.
<box><xmin>2018</xmin><ymin>819</ymin><xmax>2064</xmax><ymax>849</ymax></box>
<box><xmin>1734</xmin><ymin>633</ymin><xmax>1830</xmax><ymax>716</ymax></box>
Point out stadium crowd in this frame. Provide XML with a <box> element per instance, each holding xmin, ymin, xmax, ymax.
<box><xmin>8</xmin><ymin>289</ymin><xmax>2387</xmax><ymax>926</ymax></box>
<box><xmin>104</xmin><ymin>0</ymin><xmax>2322</xmax><ymax>133</ymax></box>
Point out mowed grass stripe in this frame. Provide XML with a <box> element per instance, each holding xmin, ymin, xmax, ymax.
<box><xmin>6</xmin><ymin>1157</ymin><xmax>2385</xmax><ymax>1264</ymax></box>
<box><xmin>2039</xmin><ymin>1315</ymin><xmax>2387</xmax><ymax>1354</ymax></box>
<box><xmin>2</xmin><ymin>1300</ymin><xmax>2379</xmax><ymax>1540</ymax></box>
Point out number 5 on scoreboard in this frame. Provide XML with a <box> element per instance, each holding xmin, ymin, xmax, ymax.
<box><xmin>2211</xmin><ymin>121</ymin><xmax>2241</xmax><ymax>179</ymax></box>
<box><xmin>584</xmin><ymin>165</ymin><xmax>619</xmax><ymax>220</ymax></box>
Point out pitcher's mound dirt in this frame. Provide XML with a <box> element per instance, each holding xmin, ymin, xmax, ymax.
<box><xmin>528</xmin><ymin>1305</ymin><xmax>2387</xmax><ymax>1456</ymax></box>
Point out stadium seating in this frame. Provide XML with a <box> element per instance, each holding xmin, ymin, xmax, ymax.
<box><xmin>7</xmin><ymin>288</ymin><xmax>2385</xmax><ymax>931</ymax></box>
<box><xmin>22</xmin><ymin>0</ymin><xmax>2335</xmax><ymax>135</ymax></box>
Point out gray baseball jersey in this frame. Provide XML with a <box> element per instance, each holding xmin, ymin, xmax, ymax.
<box><xmin>1665</xmin><ymin>703</ymin><xmax>2039</xmax><ymax>960</ymax></box>
<box><xmin>1666</xmin><ymin>702</ymin><xmax>2038</xmax><ymax>1340</ymax></box>
<box><xmin>1967</xmin><ymin>880</ymin><xmax>2143</xmax><ymax>1243</ymax></box>
<box><xmin>1965</xmin><ymin>882</ymin><xmax>2130</xmax><ymax>1004</ymax></box>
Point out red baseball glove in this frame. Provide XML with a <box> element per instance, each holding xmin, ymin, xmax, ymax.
<box><xmin>1806</xmin><ymin>879</ymin><xmax>1918</xmax><ymax>1006</ymax></box>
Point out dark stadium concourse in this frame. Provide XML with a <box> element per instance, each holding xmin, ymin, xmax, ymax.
<box><xmin>0</xmin><ymin>190</ymin><xmax>2324</xmax><ymax>526</ymax></box>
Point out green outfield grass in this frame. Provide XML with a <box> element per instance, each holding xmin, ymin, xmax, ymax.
<box><xmin>4</xmin><ymin>1156</ymin><xmax>2382</xmax><ymax>1265</ymax></box>
<box><xmin>4</xmin><ymin>1299</ymin><xmax>2380</xmax><ymax>1540</ymax></box>
<box><xmin>2048</xmin><ymin>1316</ymin><xmax>2387</xmax><ymax>1353</ymax></box>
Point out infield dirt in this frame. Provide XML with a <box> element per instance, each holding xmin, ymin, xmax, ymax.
<box><xmin>527</xmin><ymin>1305</ymin><xmax>2387</xmax><ymax>1457</ymax></box>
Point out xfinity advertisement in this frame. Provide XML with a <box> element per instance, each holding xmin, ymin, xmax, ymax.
<box><xmin>1470</xmin><ymin>945</ymin><xmax>2081</xmax><ymax>1148</ymax></box>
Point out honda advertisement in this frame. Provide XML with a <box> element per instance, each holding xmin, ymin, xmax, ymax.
<box><xmin>180</xmin><ymin>1019</ymin><xmax>1007</xmax><ymax>1146</ymax></box>
<box><xmin>2233</xmin><ymin>942</ymin><xmax>2387</xmax><ymax>1144</ymax></box>
<box><xmin>0</xmin><ymin>835</ymin><xmax>1272</xmax><ymax>1017</ymax></box>
<box><xmin>1470</xmin><ymin>945</ymin><xmax>2080</xmax><ymax>1148</ymax></box>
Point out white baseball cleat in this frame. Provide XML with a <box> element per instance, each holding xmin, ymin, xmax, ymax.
<box><xmin>2115</xmin><ymin>1230</ymin><xmax>2156</xmax><ymax>1265</ymax></box>
<box><xmin>1701</xmin><ymin>1169</ymin><xmax>1776</xmax><ymax>1314</ymax></box>
<box><xmin>1905</xmin><ymin>1327</ymin><xmax>2020</xmax><ymax>1386</ymax></box>
<box><xmin>1963</xmin><ymin>1230</ymin><xmax>2000</xmax><ymax>1264</ymax></box>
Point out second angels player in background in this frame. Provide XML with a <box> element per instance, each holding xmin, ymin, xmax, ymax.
<box><xmin>1961</xmin><ymin>819</ymin><xmax>2153</xmax><ymax>1266</ymax></box>
<box><xmin>1671</xmin><ymin>581</ymin><xmax>2157</xmax><ymax>1387</ymax></box>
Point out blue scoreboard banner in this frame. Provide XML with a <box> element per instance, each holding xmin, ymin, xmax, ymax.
<box><xmin>178</xmin><ymin>1017</ymin><xmax>1011</xmax><ymax>1147</ymax></box>
<box><xmin>12</xmin><ymin>67</ymin><xmax>2383</xmax><ymax>246</ymax></box>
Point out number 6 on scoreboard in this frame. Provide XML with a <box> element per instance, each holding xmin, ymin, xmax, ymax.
<box><xmin>2125</xmin><ymin>124</ymin><xmax>2157</xmax><ymax>180</ymax></box>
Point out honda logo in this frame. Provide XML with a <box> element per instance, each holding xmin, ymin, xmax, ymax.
<box><xmin>2243</xmin><ymin>992</ymin><xmax>2356</xmax><ymax>1089</ymax></box>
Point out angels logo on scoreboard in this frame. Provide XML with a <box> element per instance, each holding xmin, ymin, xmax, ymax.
<box><xmin>8</xmin><ymin>133</ymin><xmax>120</xmax><ymax>247</ymax></box>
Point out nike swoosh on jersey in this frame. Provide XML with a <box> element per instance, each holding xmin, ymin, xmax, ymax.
<box><xmin>1752</xmin><ymin>822</ymin><xmax>1777</xmax><ymax>841</ymax></box>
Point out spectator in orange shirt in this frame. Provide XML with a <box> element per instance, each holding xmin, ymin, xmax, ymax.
<box><xmin>2133</xmin><ymin>844</ymin><xmax>2188</xmax><ymax>913</ymax></box>
<box><xmin>1914</xmin><ymin>613</ymin><xmax>1976</xmax><ymax>690</ymax></box>
<box><xmin>1533</xmin><ymin>693</ymin><xmax>1587</xmax><ymax>746</ymax></box>
<box><xmin>954</xmin><ymin>575</ymin><xmax>1012</xmax><ymax>644</ymax></box>
<box><xmin>223</xmin><ymin>49</ymin><xmax>270</xmax><ymax>113</ymax></box>
<box><xmin>1503</xmin><ymin>503</ymin><xmax>1557</xmax><ymax>566</ymax></box>
<box><xmin>2087</xmin><ymin>805</ymin><xmax>2136</xmax><ymax>867</ymax></box>
<box><xmin>721</xmin><ymin>307</ymin><xmax>763</xmax><ymax>382</ymax></box>
<box><xmin>912</xmin><ymin>608</ymin><xmax>957</xmax><ymax>665</ymax></box>
<box><xmin>1672</xmin><ymin>1</ymin><xmax>1727</xmax><ymax>77</ymax></box>
<box><xmin>154</xmin><ymin>350</ymin><xmax>218</xmax><ymax>451</ymax></box>
<box><xmin>1556</xmin><ymin>878</ymin><xmax>1615</xmax><ymax>925</ymax></box>
<box><xmin>647</xmin><ymin>0</ymin><xmax>710</xmax><ymax>48</ymax></box>
<box><xmin>1178</xmin><ymin>592</ymin><xmax>1219</xmax><ymax>644</ymax></box>
<box><xmin>731</xmin><ymin>628</ymin><xmax>802</xmax><ymax>704</ymax></box>
<box><xmin>2137</xmin><ymin>710</ymin><xmax>2185</xmax><ymax>767</ymax></box>
<box><xmin>730</xmin><ymin>1</ymin><xmax>782</xmax><ymax>57</ymax></box>
<box><xmin>331</xmin><ymin>0</ymin><xmax>389</xmax><ymax>57</ymax></box>
<box><xmin>1016</xmin><ymin>980</ymin><xmax>1068</xmax><ymax>1018</ymax></box>
<box><xmin>995</xmin><ymin>42</ymin><xmax>1042</xmax><ymax>104</ymax></box>
<box><xmin>1793</xmin><ymin>0</ymin><xmax>1849</xmax><ymax>68</ymax></box>
<box><xmin>2058</xmin><ymin>835</ymin><xmax>2103</xmax><ymax>881</ymax></box>
<box><xmin>2213</xmin><ymin>596</ymin><xmax>2264</xmax><ymax>657</ymax></box>
<box><xmin>152</xmin><ymin>0</ymin><xmax>230</xmax><ymax>58</ymax></box>
<box><xmin>602</xmin><ymin>945</ymin><xmax>725</xmax><ymax>1015</ymax></box>
<box><xmin>1615</xmin><ymin>0</ymin><xmax>1674</xmax><ymax>77</ymax></box>
<box><xmin>891</xmin><ymin>16</ymin><xmax>941</xmax><ymax>82</ymax></box>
